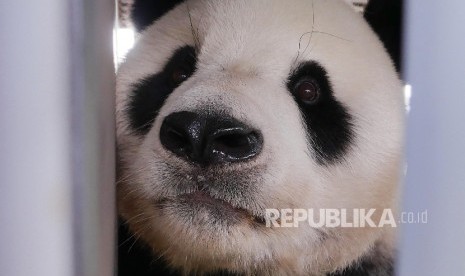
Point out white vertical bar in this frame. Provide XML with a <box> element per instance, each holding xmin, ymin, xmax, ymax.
<box><xmin>399</xmin><ymin>1</ymin><xmax>465</xmax><ymax>275</ymax></box>
<box><xmin>70</xmin><ymin>1</ymin><xmax>116</xmax><ymax>276</ymax></box>
<box><xmin>0</xmin><ymin>1</ymin><xmax>115</xmax><ymax>276</ymax></box>
<box><xmin>0</xmin><ymin>1</ymin><xmax>73</xmax><ymax>276</ymax></box>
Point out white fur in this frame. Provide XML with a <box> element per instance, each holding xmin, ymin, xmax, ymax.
<box><xmin>116</xmin><ymin>0</ymin><xmax>404</xmax><ymax>274</ymax></box>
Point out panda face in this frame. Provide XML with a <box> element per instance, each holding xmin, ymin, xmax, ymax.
<box><xmin>116</xmin><ymin>0</ymin><xmax>404</xmax><ymax>274</ymax></box>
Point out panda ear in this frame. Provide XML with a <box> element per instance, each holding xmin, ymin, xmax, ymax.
<box><xmin>131</xmin><ymin>0</ymin><xmax>185</xmax><ymax>32</ymax></box>
<box><xmin>363</xmin><ymin>0</ymin><xmax>404</xmax><ymax>73</ymax></box>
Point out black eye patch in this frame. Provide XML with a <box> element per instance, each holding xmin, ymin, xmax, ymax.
<box><xmin>287</xmin><ymin>61</ymin><xmax>354</xmax><ymax>165</ymax></box>
<box><xmin>128</xmin><ymin>45</ymin><xmax>197</xmax><ymax>135</ymax></box>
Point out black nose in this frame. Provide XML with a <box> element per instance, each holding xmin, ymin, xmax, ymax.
<box><xmin>159</xmin><ymin>111</ymin><xmax>263</xmax><ymax>165</ymax></box>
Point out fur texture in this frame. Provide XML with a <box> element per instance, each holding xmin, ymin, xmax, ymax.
<box><xmin>116</xmin><ymin>0</ymin><xmax>404</xmax><ymax>275</ymax></box>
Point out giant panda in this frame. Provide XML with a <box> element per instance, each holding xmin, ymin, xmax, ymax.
<box><xmin>116</xmin><ymin>0</ymin><xmax>404</xmax><ymax>275</ymax></box>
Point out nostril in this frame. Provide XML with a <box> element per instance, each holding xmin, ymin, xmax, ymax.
<box><xmin>215</xmin><ymin>133</ymin><xmax>250</xmax><ymax>148</ymax></box>
<box><xmin>159</xmin><ymin>111</ymin><xmax>208</xmax><ymax>162</ymax></box>
<box><xmin>165</xmin><ymin>127</ymin><xmax>190</xmax><ymax>152</ymax></box>
<box><xmin>159</xmin><ymin>114</ymin><xmax>199</xmax><ymax>160</ymax></box>
<box><xmin>209</xmin><ymin>129</ymin><xmax>263</xmax><ymax>162</ymax></box>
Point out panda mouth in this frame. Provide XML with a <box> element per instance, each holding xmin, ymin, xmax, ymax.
<box><xmin>156</xmin><ymin>191</ymin><xmax>267</xmax><ymax>225</ymax></box>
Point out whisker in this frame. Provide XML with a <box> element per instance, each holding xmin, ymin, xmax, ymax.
<box><xmin>293</xmin><ymin>0</ymin><xmax>315</xmax><ymax>66</ymax></box>
<box><xmin>186</xmin><ymin>4</ymin><xmax>201</xmax><ymax>53</ymax></box>
<box><xmin>311</xmin><ymin>31</ymin><xmax>351</xmax><ymax>42</ymax></box>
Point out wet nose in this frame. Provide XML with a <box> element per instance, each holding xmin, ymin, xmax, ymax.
<box><xmin>159</xmin><ymin>111</ymin><xmax>263</xmax><ymax>165</ymax></box>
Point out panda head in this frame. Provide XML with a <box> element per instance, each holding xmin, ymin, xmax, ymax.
<box><xmin>116</xmin><ymin>0</ymin><xmax>404</xmax><ymax>274</ymax></box>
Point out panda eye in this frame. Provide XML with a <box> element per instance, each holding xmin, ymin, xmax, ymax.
<box><xmin>294</xmin><ymin>78</ymin><xmax>320</xmax><ymax>104</ymax></box>
<box><xmin>170</xmin><ymin>68</ymin><xmax>190</xmax><ymax>86</ymax></box>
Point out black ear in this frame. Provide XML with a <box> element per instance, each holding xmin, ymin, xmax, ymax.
<box><xmin>364</xmin><ymin>0</ymin><xmax>403</xmax><ymax>73</ymax></box>
<box><xmin>131</xmin><ymin>0</ymin><xmax>185</xmax><ymax>32</ymax></box>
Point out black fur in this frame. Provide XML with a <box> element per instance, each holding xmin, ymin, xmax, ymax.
<box><xmin>364</xmin><ymin>0</ymin><xmax>403</xmax><ymax>73</ymax></box>
<box><xmin>328</xmin><ymin>262</ymin><xmax>393</xmax><ymax>276</ymax></box>
<box><xmin>128</xmin><ymin>45</ymin><xmax>197</xmax><ymax>135</ymax></box>
<box><xmin>131</xmin><ymin>0</ymin><xmax>185</xmax><ymax>31</ymax></box>
<box><xmin>119</xmin><ymin>219</ymin><xmax>393</xmax><ymax>276</ymax></box>
<box><xmin>328</xmin><ymin>251</ymin><xmax>394</xmax><ymax>276</ymax></box>
<box><xmin>287</xmin><ymin>61</ymin><xmax>354</xmax><ymax>165</ymax></box>
<box><xmin>118</xmin><ymin>221</ymin><xmax>242</xmax><ymax>276</ymax></box>
<box><xmin>118</xmin><ymin>220</ymin><xmax>180</xmax><ymax>276</ymax></box>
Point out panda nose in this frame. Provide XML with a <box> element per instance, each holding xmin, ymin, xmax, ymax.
<box><xmin>159</xmin><ymin>111</ymin><xmax>263</xmax><ymax>165</ymax></box>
